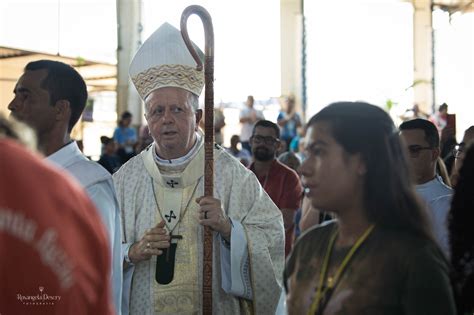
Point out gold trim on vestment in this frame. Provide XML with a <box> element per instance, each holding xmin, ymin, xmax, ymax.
<box><xmin>152</xmin><ymin>184</ymin><xmax>201</xmax><ymax>314</ymax></box>
<box><xmin>141</xmin><ymin>143</ymin><xmax>224</xmax><ymax>314</ymax></box>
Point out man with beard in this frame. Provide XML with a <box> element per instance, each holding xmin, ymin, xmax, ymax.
<box><xmin>249</xmin><ymin>120</ymin><xmax>303</xmax><ymax>256</ymax></box>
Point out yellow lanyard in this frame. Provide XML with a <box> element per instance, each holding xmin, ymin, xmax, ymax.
<box><xmin>307</xmin><ymin>224</ymin><xmax>375</xmax><ymax>315</ymax></box>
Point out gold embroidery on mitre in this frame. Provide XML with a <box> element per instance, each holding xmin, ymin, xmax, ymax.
<box><xmin>132</xmin><ymin>64</ymin><xmax>204</xmax><ymax>99</ymax></box>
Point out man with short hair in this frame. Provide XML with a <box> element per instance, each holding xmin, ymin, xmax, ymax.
<box><xmin>8</xmin><ymin>60</ymin><xmax>122</xmax><ymax>314</ymax></box>
<box><xmin>249</xmin><ymin>120</ymin><xmax>303</xmax><ymax>257</ymax></box>
<box><xmin>239</xmin><ymin>95</ymin><xmax>265</xmax><ymax>152</ymax></box>
<box><xmin>113</xmin><ymin>23</ymin><xmax>284</xmax><ymax>314</ymax></box>
<box><xmin>99</xmin><ymin>136</ymin><xmax>122</xmax><ymax>174</ymax></box>
<box><xmin>400</xmin><ymin>118</ymin><xmax>452</xmax><ymax>256</ymax></box>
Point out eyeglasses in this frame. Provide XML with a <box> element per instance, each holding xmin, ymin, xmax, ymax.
<box><xmin>452</xmin><ymin>144</ymin><xmax>464</xmax><ymax>159</ymax></box>
<box><xmin>250</xmin><ymin>135</ymin><xmax>280</xmax><ymax>145</ymax></box>
<box><xmin>407</xmin><ymin>145</ymin><xmax>433</xmax><ymax>158</ymax></box>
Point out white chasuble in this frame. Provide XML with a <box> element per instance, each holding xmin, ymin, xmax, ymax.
<box><xmin>114</xmin><ymin>142</ymin><xmax>285</xmax><ymax>315</ymax></box>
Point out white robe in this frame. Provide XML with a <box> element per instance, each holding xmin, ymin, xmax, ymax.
<box><xmin>113</xmin><ymin>142</ymin><xmax>284</xmax><ymax>315</ymax></box>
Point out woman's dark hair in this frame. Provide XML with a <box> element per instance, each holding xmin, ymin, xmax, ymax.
<box><xmin>448</xmin><ymin>143</ymin><xmax>474</xmax><ymax>313</ymax></box>
<box><xmin>307</xmin><ymin>102</ymin><xmax>433</xmax><ymax>240</ymax></box>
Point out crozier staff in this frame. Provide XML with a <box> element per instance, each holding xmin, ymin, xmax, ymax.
<box><xmin>180</xmin><ymin>6</ymin><xmax>215</xmax><ymax>313</ymax></box>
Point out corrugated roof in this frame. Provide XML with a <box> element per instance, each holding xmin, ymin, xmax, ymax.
<box><xmin>0</xmin><ymin>46</ymin><xmax>116</xmax><ymax>92</ymax></box>
<box><xmin>432</xmin><ymin>0</ymin><xmax>474</xmax><ymax>13</ymax></box>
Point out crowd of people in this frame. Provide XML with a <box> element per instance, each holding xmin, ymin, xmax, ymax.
<box><xmin>1</xmin><ymin>19</ymin><xmax>473</xmax><ymax>315</ymax></box>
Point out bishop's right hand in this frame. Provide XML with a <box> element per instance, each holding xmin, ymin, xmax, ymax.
<box><xmin>128</xmin><ymin>220</ymin><xmax>171</xmax><ymax>264</ymax></box>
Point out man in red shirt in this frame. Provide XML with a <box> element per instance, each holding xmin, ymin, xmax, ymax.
<box><xmin>0</xmin><ymin>138</ymin><xmax>114</xmax><ymax>315</ymax></box>
<box><xmin>249</xmin><ymin>120</ymin><xmax>303</xmax><ymax>256</ymax></box>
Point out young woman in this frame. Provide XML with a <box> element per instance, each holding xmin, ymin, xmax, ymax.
<box><xmin>285</xmin><ymin>102</ymin><xmax>455</xmax><ymax>315</ymax></box>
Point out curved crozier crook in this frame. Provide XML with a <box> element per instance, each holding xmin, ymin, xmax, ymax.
<box><xmin>180</xmin><ymin>5</ymin><xmax>214</xmax><ymax>71</ymax></box>
<box><xmin>180</xmin><ymin>4</ymin><xmax>215</xmax><ymax>199</ymax></box>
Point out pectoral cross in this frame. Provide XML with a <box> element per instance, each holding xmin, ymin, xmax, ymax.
<box><xmin>166</xmin><ymin>180</ymin><xmax>179</xmax><ymax>188</ymax></box>
<box><xmin>165</xmin><ymin>210</ymin><xmax>177</xmax><ymax>223</ymax></box>
<box><xmin>166</xmin><ymin>232</ymin><xmax>183</xmax><ymax>262</ymax></box>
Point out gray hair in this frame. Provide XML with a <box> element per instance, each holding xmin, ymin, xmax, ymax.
<box><xmin>144</xmin><ymin>88</ymin><xmax>200</xmax><ymax>114</ymax></box>
<box><xmin>188</xmin><ymin>93</ymin><xmax>199</xmax><ymax>111</ymax></box>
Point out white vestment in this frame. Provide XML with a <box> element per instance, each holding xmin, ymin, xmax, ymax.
<box><xmin>113</xmin><ymin>141</ymin><xmax>285</xmax><ymax>315</ymax></box>
<box><xmin>416</xmin><ymin>175</ymin><xmax>453</xmax><ymax>257</ymax></box>
<box><xmin>47</xmin><ymin>141</ymin><xmax>123</xmax><ymax>315</ymax></box>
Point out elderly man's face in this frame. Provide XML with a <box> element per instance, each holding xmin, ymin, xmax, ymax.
<box><xmin>145</xmin><ymin>87</ymin><xmax>202</xmax><ymax>159</ymax></box>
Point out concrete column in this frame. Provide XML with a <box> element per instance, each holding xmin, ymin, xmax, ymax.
<box><xmin>116</xmin><ymin>0</ymin><xmax>143</xmax><ymax>125</ymax></box>
<box><xmin>412</xmin><ymin>0</ymin><xmax>434</xmax><ymax>114</ymax></box>
<box><xmin>280</xmin><ymin>0</ymin><xmax>304</xmax><ymax>116</ymax></box>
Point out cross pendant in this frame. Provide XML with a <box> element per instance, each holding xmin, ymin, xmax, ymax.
<box><xmin>166</xmin><ymin>180</ymin><xmax>179</xmax><ymax>188</ymax></box>
<box><xmin>166</xmin><ymin>232</ymin><xmax>183</xmax><ymax>262</ymax></box>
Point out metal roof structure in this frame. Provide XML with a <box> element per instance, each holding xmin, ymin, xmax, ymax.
<box><xmin>431</xmin><ymin>0</ymin><xmax>474</xmax><ymax>13</ymax></box>
<box><xmin>0</xmin><ymin>46</ymin><xmax>116</xmax><ymax>93</ymax></box>
<box><xmin>0</xmin><ymin>46</ymin><xmax>116</xmax><ymax>116</ymax></box>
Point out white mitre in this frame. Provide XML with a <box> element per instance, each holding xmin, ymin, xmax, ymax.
<box><xmin>129</xmin><ymin>22</ymin><xmax>204</xmax><ymax>100</ymax></box>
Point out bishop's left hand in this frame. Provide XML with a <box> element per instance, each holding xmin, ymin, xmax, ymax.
<box><xmin>196</xmin><ymin>196</ymin><xmax>232</xmax><ymax>241</ymax></box>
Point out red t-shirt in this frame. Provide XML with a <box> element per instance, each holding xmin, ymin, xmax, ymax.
<box><xmin>0</xmin><ymin>139</ymin><xmax>113</xmax><ymax>315</ymax></box>
<box><xmin>250</xmin><ymin>160</ymin><xmax>303</xmax><ymax>256</ymax></box>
